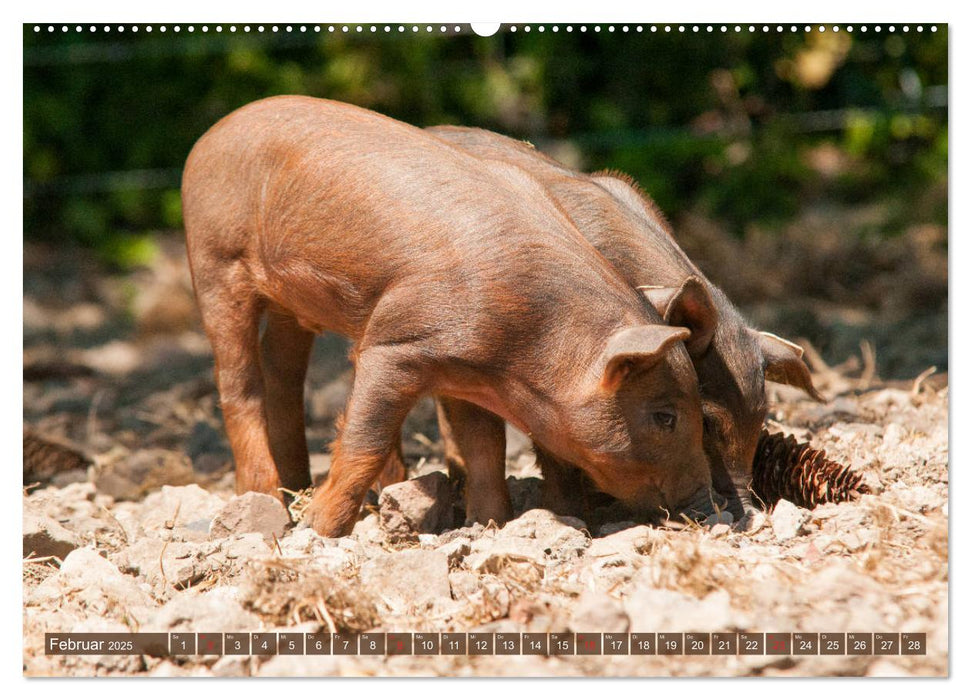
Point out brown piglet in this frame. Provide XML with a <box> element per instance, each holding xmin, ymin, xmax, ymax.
<box><xmin>427</xmin><ymin>125</ymin><xmax>822</xmax><ymax>525</ymax></box>
<box><xmin>182</xmin><ymin>96</ymin><xmax>718</xmax><ymax>537</ymax></box>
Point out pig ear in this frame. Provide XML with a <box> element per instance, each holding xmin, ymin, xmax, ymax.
<box><xmin>757</xmin><ymin>331</ymin><xmax>825</xmax><ymax>402</ymax></box>
<box><xmin>638</xmin><ymin>276</ymin><xmax>718</xmax><ymax>358</ymax></box>
<box><xmin>601</xmin><ymin>325</ymin><xmax>691</xmax><ymax>392</ymax></box>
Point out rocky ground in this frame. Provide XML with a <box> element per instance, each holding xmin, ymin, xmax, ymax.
<box><xmin>22</xmin><ymin>236</ymin><xmax>948</xmax><ymax>677</ymax></box>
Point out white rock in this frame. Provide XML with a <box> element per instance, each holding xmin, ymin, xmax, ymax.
<box><xmin>771</xmin><ymin>499</ymin><xmax>811</xmax><ymax>541</ymax></box>
<box><xmin>359</xmin><ymin>549</ymin><xmax>451</xmax><ymax>611</ymax></box>
<box><xmin>568</xmin><ymin>590</ymin><xmax>629</xmax><ymax>633</ymax></box>
<box><xmin>577</xmin><ymin>557</ymin><xmax>639</xmax><ymax>592</ymax></box>
<box><xmin>278</xmin><ymin>527</ymin><xmax>334</xmax><ymax>557</ymax></box>
<box><xmin>448</xmin><ymin>570</ymin><xmax>480</xmax><ymax>599</ymax></box>
<box><xmin>498</xmin><ymin>509</ymin><xmax>590</xmax><ymax>559</ymax></box>
<box><xmin>436</xmin><ymin>537</ymin><xmax>471</xmax><ymax>568</ymax></box>
<box><xmin>114</xmin><ymin>538</ymin><xmax>205</xmax><ymax>587</ymax></box>
<box><xmin>881</xmin><ymin>423</ymin><xmax>908</xmax><ymax>450</ymax></box>
<box><xmin>836</xmin><ymin>527</ymin><xmax>881</xmax><ymax>552</ymax></box>
<box><xmin>350</xmin><ymin>512</ymin><xmax>386</xmax><ymax>545</ymax></box>
<box><xmin>275</xmin><ymin>529</ymin><xmax>362</xmax><ymax>575</ymax></box>
<box><xmin>625</xmin><ymin>586</ymin><xmax>741</xmax><ymax>632</ymax></box>
<box><xmin>213</xmin><ymin>532</ymin><xmax>274</xmax><ymax>562</ymax></box>
<box><xmin>149</xmin><ymin>587</ymin><xmax>261</xmax><ymax>632</ymax></box>
<box><xmin>889</xmin><ymin>483</ymin><xmax>944</xmax><ymax>513</ymax></box>
<box><xmin>138</xmin><ymin>485</ymin><xmax>226</xmax><ymax>541</ymax></box>
<box><xmin>149</xmin><ymin>660</ymin><xmax>194</xmax><ymax>677</ymax></box>
<box><xmin>23</xmin><ymin>507</ymin><xmax>80</xmax><ymax>559</ymax></box>
<box><xmin>505</xmin><ymin>424</ymin><xmax>532</xmax><ymax>459</ymax></box>
<box><xmin>28</xmin><ymin>547</ymin><xmax>156</xmax><ymax>615</ymax></box>
<box><xmin>586</xmin><ymin>525</ymin><xmax>653</xmax><ymax>560</ymax></box>
<box><xmin>448</xmin><ymin>572</ymin><xmax>510</xmax><ymax>619</ymax></box>
<box><xmin>465</xmin><ymin>536</ymin><xmax>547</xmax><ymax>574</ymax></box>
<box><xmin>210</xmin><ymin>492</ymin><xmax>290</xmax><ymax>543</ymax></box>
<box><xmin>378</xmin><ymin>471</ymin><xmax>452</xmax><ymax>539</ymax></box>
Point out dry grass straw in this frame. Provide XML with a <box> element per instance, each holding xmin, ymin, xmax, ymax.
<box><xmin>637</xmin><ymin>528</ymin><xmax>750</xmax><ymax>599</ymax></box>
<box><xmin>280</xmin><ymin>486</ymin><xmax>316</xmax><ymax>523</ymax></box>
<box><xmin>239</xmin><ymin>557</ymin><xmax>379</xmax><ymax>632</ymax></box>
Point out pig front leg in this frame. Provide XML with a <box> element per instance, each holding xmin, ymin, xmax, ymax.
<box><xmin>374</xmin><ymin>435</ymin><xmax>408</xmax><ymax>490</ymax></box>
<box><xmin>304</xmin><ymin>347</ymin><xmax>422</xmax><ymax>537</ymax></box>
<box><xmin>436</xmin><ymin>397</ymin><xmax>510</xmax><ymax>526</ymax></box>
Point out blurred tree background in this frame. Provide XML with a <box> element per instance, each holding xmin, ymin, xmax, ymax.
<box><xmin>23</xmin><ymin>24</ymin><xmax>948</xmax><ymax>377</ymax></box>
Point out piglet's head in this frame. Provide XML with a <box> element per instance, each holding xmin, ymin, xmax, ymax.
<box><xmin>638</xmin><ymin>276</ymin><xmax>718</xmax><ymax>359</ymax></box>
<box><xmin>638</xmin><ymin>277</ymin><xmax>823</xmax><ymax>524</ymax></box>
<box><xmin>568</xmin><ymin>323</ymin><xmax>714</xmax><ymax>519</ymax></box>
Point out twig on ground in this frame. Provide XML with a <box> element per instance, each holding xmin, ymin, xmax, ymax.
<box><xmin>23</xmin><ymin>554</ymin><xmax>63</xmax><ymax>566</ymax></box>
<box><xmin>881</xmin><ymin>502</ymin><xmax>937</xmax><ymax>528</ymax></box>
<box><xmin>86</xmin><ymin>389</ymin><xmax>106</xmax><ymax>442</ymax></box>
<box><xmin>314</xmin><ymin>596</ymin><xmax>337</xmax><ymax>634</ymax></box>
<box><xmin>912</xmin><ymin>366</ymin><xmax>938</xmax><ymax>397</ymax></box>
<box><xmin>859</xmin><ymin>340</ymin><xmax>877</xmax><ymax>390</ymax></box>
<box><xmin>100</xmin><ymin>505</ymin><xmax>130</xmax><ymax>546</ymax></box>
<box><xmin>158</xmin><ymin>540</ymin><xmax>170</xmax><ymax>589</ymax></box>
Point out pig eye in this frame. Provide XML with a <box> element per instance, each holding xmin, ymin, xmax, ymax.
<box><xmin>652</xmin><ymin>411</ymin><xmax>677</xmax><ymax>431</ymax></box>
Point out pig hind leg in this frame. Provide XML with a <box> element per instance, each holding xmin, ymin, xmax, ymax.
<box><xmin>259</xmin><ymin>309</ymin><xmax>315</xmax><ymax>491</ymax></box>
<box><xmin>436</xmin><ymin>397</ymin><xmax>510</xmax><ymax>526</ymax></box>
<box><xmin>192</xmin><ymin>265</ymin><xmax>282</xmax><ymax>497</ymax></box>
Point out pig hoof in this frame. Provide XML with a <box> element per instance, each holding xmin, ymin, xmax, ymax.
<box><xmin>301</xmin><ymin>504</ymin><xmax>353</xmax><ymax>538</ymax></box>
<box><xmin>701</xmin><ymin>511</ymin><xmax>734</xmax><ymax>528</ymax></box>
<box><xmin>464</xmin><ymin>500</ymin><xmax>512</xmax><ymax>528</ymax></box>
<box><xmin>734</xmin><ymin>508</ymin><xmax>767</xmax><ymax>533</ymax></box>
<box><xmin>464</xmin><ymin>515</ymin><xmax>508</xmax><ymax>529</ymax></box>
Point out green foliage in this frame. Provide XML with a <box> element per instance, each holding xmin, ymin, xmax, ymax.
<box><xmin>96</xmin><ymin>232</ymin><xmax>160</xmax><ymax>269</ymax></box>
<box><xmin>23</xmin><ymin>25</ymin><xmax>947</xmax><ymax>260</ymax></box>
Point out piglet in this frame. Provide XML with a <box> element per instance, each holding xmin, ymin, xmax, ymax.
<box><xmin>182</xmin><ymin>96</ymin><xmax>718</xmax><ymax>536</ymax></box>
<box><xmin>428</xmin><ymin>125</ymin><xmax>822</xmax><ymax>525</ymax></box>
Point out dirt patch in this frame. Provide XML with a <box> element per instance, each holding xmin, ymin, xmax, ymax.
<box><xmin>22</xmin><ymin>235</ymin><xmax>947</xmax><ymax>677</ymax></box>
<box><xmin>23</xmin><ymin>378</ymin><xmax>948</xmax><ymax>677</ymax></box>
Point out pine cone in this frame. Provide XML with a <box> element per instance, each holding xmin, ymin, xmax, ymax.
<box><xmin>752</xmin><ymin>430</ymin><xmax>868</xmax><ymax>509</ymax></box>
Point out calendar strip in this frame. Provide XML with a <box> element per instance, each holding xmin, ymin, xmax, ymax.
<box><xmin>45</xmin><ymin>632</ymin><xmax>927</xmax><ymax>656</ymax></box>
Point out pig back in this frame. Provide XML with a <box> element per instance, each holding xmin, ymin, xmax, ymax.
<box><xmin>427</xmin><ymin>125</ymin><xmax>702</xmax><ymax>289</ymax></box>
<box><xmin>183</xmin><ymin>96</ymin><xmax>644</xmax><ymax>350</ymax></box>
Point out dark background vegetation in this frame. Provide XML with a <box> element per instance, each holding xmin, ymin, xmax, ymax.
<box><xmin>23</xmin><ymin>24</ymin><xmax>948</xmax><ymax>378</ymax></box>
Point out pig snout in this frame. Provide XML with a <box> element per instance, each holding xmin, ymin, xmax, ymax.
<box><xmin>604</xmin><ymin>453</ymin><xmax>716</xmax><ymax>523</ymax></box>
<box><xmin>721</xmin><ymin>471</ymin><xmax>765</xmax><ymax>531</ymax></box>
<box><xmin>673</xmin><ymin>485</ymin><xmax>725</xmax><ymax>522</ymax></box>
<box><xmin>707</xmin><ymin>440</ymin><xmax>766</xmax><ymax>530</ymax></box>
